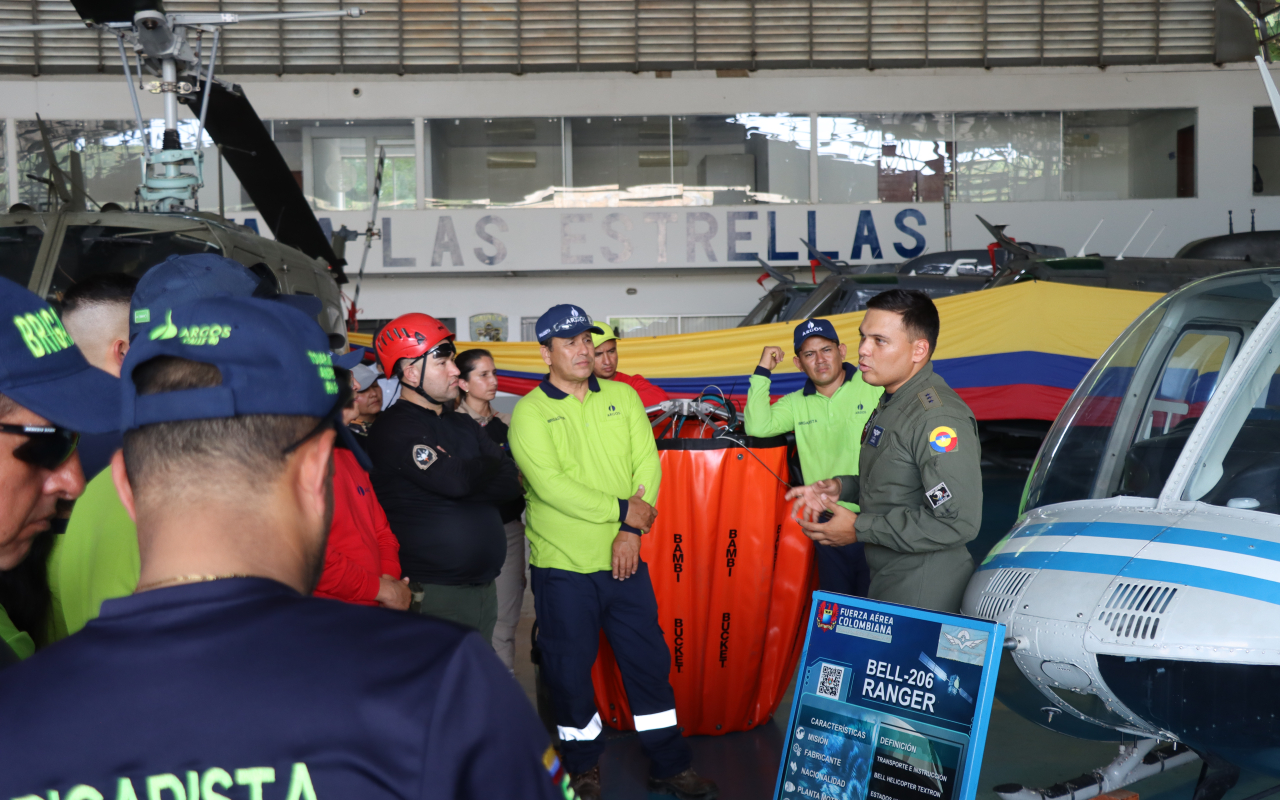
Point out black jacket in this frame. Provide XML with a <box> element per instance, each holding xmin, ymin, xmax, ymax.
<box><xmin>366</xmin><ymin>401</ymin><xmax>521</xmax><ymax>585</ymax></box>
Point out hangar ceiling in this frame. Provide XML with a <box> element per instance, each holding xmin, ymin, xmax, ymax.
<box><xmin>0</xmin><ymin>0</ymin><xmax>1255</xmax><ymax>74</ymax></box>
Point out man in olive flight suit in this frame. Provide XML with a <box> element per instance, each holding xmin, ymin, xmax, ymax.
<box><xmin>787</xmin><ymin>289</ymin><xmax>981</xmax><ymax>613</ymax></box>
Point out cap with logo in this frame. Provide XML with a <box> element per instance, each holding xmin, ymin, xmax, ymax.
<box><xmin>129</xmin><ymin>254</ymin><xmax>323</xmax><ymax>342</ymax></box>
<box><xmin>591</xmin><ymin>321</ymin><xmax>620</xmax><ymax>348</ymax></box>
<box><xmin>121</xmin><ymin>296</ymin><xmax>339</xmax><ymax>431</ymax></box>
<box><xmin>793</xmin><ymin>318</ymin><xmax>840</xmax><ymax>352</ymax></box>
<box><xmin>536</xmin><ymin>304</ymin><xmax>603</xmax><ymax>345</ymax></box>
<box><xmin>1</xmin><ymin>275</ymin><xmax>120</xmax><ymax>433</ymax></box>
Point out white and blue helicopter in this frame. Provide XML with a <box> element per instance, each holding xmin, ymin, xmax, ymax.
<box><xmin>962</xmin><ymin>17</ymin><xmax>1280</xmax><ymax>800</ymax></box>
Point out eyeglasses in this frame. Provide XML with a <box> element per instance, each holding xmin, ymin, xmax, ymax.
<box><xmin>0</xmin><ymin>424</ymin><xmax>80</xmax><ymax>470</ymax></box>
<box><xmin>426</xmin><ymin>341</ymin><xmax>456</xmax><ymax>360</ymax></box>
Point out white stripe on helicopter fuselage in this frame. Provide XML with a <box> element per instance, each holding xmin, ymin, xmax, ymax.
<box><xmin>982</xmin><ymin>521</ymin><xmax>1280</xmax><ymax>605</ymax></box>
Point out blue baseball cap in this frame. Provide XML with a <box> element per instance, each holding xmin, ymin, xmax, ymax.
<box><xmin>794</xmin><ymin>318</ymin><xmax>840</xmax><ymax>352</ymax></box>
<box><xmin>535</xmin><ymin>304</ymin><xmax>603</xmax><ymax>344</ymax></box>
<box><xmin>332</xmin><ymin>346</ymin><xmax>367</xmax><ymax>370</ymax></box>
<box><xmin>129</xmin><ymin>254</ymin><xmax>323</xmax><ymax>341</ymax></box>
<box><xmin>121</xmin><ymin>296</ymin><xmax>339</xmax><ymax>431</ymax></box>
<box><xmin>0</xmin><ymin>276</ymin><xmax>120</xmax><ymax>433</ymax></box>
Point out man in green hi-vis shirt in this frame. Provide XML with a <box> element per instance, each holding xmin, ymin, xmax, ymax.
<box><xmin>745</xmin><ymin>317</ymin><xmax>882</xmax><ymax>596</ymax></box>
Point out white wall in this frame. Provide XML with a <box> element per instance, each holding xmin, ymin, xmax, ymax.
<box><xmin>3</xmin><ymin>62</ymin><xmax>1276</xmax><ymax>330</ymax></box>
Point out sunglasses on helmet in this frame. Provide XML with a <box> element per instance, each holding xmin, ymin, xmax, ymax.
<box><xmin>1</xmin><ymin>424</ymin><xmax>80</xmax><ymax>470</ymax></box>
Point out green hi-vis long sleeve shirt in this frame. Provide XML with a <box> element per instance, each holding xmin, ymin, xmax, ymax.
<box><xmin>510</xmin><ymin>375</ymin><xmax>661</xmax><ymax>574</ymax></box>
<box><xmin>744</xmin><ymin>362</ymin><xmax>883</xmax><ymax>512</ymax></box>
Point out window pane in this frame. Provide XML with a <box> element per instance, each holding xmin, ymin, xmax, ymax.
<box><xmin>610</xmin><ymin>316</ymin><xmax>679</xmax><ymax>338</ymax></box>
<box><xmin>817</xmin><ymin>114</ymin><xmax>951</xmax><ymax>204</ymax></box>
<box><xmin>0</xmin><ymin>224</ymin><xmax>43</xmax><ymax>288</ymax></box>
<box><xmin>429</xmin><ymin>118</ymin><xmax>563</xmax><ymax>206</ymax></box>
<box><xmin>378</xmin><ymin>139</ymin><xmax>417</xmax><ymax>209</ymax></box>
<box><xmin>1255</xmin><ymin>107</ymin><xmax>1280</xmax><ymax>197</ymax></box>
<box><xmin>313</xmin><ymin>137</ymin><xmax>367</xmax><ymax>210</ymax></box>
<box><xmin>49</xmin><ymin>225</ymin><xmax>223</xmax><ymax>300</ymax></box>
<box><xmin>17</xmin><ymin>119</ymin><xmax>214</xmax><ymax>212</ymax></box>
<box><xmin>679</xmin><ymin>314</ymin><xmax>745</xmax><ymax>333</ymax></box>
<box><xmin>954</xmin><ymin>112</ymin><xmax>1061</xmax><ymax>203</ymax></box>
<box><xmin>1064</xmin><ymin>109</ymin><xmax>1197</xmax><ymax>200</ymax></box>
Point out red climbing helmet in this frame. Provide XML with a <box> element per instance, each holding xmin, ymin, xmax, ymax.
<box><xmin>374</xmin><ymin>313</ymin><xmax>455</xmax><ymax>377</ymax></box>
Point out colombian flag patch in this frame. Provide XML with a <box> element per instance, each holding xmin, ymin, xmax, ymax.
<box><xmin>929</xmin><ymin>426</ymin><xmax>958</xmax><ymax>453</ymax></box>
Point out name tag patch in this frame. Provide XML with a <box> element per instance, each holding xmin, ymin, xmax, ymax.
<box><xmin>926</xmin><ymin>482</ymin><xmax>953</xmax><ymax>509</ymax></box>
<box><xmin>413</xmin><ymin>444</ymin><xmax>438</xmax><ymax>470</ymax></box>
<box><xmin>866</xmin><ymin>426</ymin><xmax>884</xmax><ymax>447</ymax></box>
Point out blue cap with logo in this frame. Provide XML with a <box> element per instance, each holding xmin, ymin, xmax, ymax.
<box><xmin>129</xmin><ymin>254</ymin><xmax>323</xmax><ymax>342</ymax></box>
<box><xmin>0</xmin><ymin>276</ymin><xmax>120</xmax><ymax>433</ymax></box>
<box><xmin>535</xmin><ymin>304</ymin><xmax>603</xmax><ymax>345</ymax></box>
<box><xmin>121</xmin><ymin>296</ymin><xmax>339</xmax><ymax>431</ymax></box>
<box><xmin>793</xmin><ymin>318</ymin><xmax>840</xmax><ymax>352</ymax></box>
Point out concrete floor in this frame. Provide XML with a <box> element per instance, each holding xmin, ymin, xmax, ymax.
<box><xmin>507</xmin><ymin>465</ymin><xmax>1280</xmax><ymax>800</ymax></box>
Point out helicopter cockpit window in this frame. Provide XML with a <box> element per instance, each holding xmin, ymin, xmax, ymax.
<box><xmin>1022</xmin><ymin>306</ymin><xmax>1168</xmax><ymax>511</ymax></box>
<box><xmin>1117</xmin><ymin>329</ymin><xmax>1240</xmax><ymax>498</ymax></box>
<box><xmin>0</xmin><ymin>225</ymin><xmax>44</xmax><ymax>288</ymax></box>
<box><xmin>49</xmin><ymin>226</ymin><xmax>221</xmax><ymax>301</ymax></box>
<box><xmin>1185</xmin><ymin>336</ymin><xmax>1280</xmax><ymax>515</ymax></box>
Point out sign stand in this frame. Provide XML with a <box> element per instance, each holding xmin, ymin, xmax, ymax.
<box><xmin>775</xmin><ymin>592</ymin><xmax>1004</xmax><ymax>800</ymax></box>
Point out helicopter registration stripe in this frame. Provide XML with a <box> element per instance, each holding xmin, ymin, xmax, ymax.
<box><xmin>994</xmin><ymin>535</ymin><xmax>1148</xmax><ymax>558</ymax></box>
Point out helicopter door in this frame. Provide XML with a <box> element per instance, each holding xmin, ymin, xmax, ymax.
<box><xmin>1118</xmin><ymin>326</ymin><xmax>1241</xmax><ymax>498</ymax></box>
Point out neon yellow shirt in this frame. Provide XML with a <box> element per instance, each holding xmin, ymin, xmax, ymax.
<box><xmin>744</xmin><ymin>363</ymin><xmax>883</xmax><ymax>512</ymax></box>
<box><xmin>47</xmin><ymin>469</ymin><xmax>140</xmax><ymax>640</ymax></box>
<box><xmin>510</xmin><ymin>375</ymin><xmax>661</xmax><ymax>574</ymax></box>
<box><xmin>0</xmin><ymin>604</ymin><xmax>34</xmax><ymax>660</ymax></box>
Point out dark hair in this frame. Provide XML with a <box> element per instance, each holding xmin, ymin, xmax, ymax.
<box><xmin>333</xmin><ymin>366</ymin><xmax>355</xmax><ymax>410</ymax></box>
<box><xmin>61</xmin><ymin>273</ymin><xmax>138</xmax><ymax>315</ymax></box>
<box><xmin>866</xmin><ymin>289</ymin><xmax>939</xmax><ymax>354</ymax></box>
<box><xmin>456</xmin><ymin>349</ymin><xmax>493</xmax><ymax>382</ymax></box>
<box><xmin>122</xmin><ymin>357</ymin><xmax>318</xmax><ymax>498</ymax></box>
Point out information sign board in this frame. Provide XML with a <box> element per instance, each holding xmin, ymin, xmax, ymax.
<box><xmin>774</xmin><ymin>593</ymin><xmax>1004</xmax><ymax>800</ymax></box>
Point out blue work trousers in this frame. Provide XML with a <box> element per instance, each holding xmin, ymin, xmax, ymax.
<box><xmin>531</xmin><ymin>562</ymin><xmax>691</xmax><ymax>779</ymax></box>
<box><xmin>815</xmin><ymin>542</ymin><xmax>870</xmax><ymax>597</ymax></box>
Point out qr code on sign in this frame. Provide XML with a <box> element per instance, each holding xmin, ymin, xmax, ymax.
<box><xmin>817</xmin><ymin>663</ymin><xmax>844</xmax><ymax>699</ymax></box>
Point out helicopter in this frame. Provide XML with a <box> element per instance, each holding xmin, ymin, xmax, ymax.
<box><xmin>0</xmin><ymin>0</ymin><xmax>363</xmax><ymax>348</ymax></box>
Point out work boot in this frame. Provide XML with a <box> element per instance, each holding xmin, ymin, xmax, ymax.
<box><xmin>647</xmin><ymin>767</ymin><xmax>719</xmax><ymax>800</ymax></box>
<box><xmin>568</xmin><ymin>765</ymin><xmax>601</xmax><ymax>800</ymax></box>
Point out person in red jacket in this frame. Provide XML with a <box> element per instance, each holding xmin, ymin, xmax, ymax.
<box><xmin>591</xmin><ymin>322</ymin><xmax>670</xmax><ymax>407</ymax></box>
<box><xmin>315</xmin><ymin>369</ymin><xmax>411</xmax><ymax>610</ymax></box>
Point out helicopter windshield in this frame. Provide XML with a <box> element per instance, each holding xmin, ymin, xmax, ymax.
<box><xmin>1023</xmin><ymin>273</ymin><xmax>1280</xmax><ymax>513</ymax></box>
<box><xmin>0</xmin><ymin>225</ymin><xmax>44</xmax><ymax>288</ymax></box>
<box><xmin>1184</xmin><ymin>323</ymin><xmax>1280</xmax><ymax>514</ymax></box>
<box><xmin>49</xmin><ymin>225</ymin><xmax>222</xmax><ymax>300</ymax></box>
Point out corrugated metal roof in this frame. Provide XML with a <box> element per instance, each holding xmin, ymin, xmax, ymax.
<box><xmin>0</xmin><ymin>0</ymin><xmax>1231</xmax><ymax>73</ymax></box>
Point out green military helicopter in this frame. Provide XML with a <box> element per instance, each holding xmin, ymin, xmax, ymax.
<box><xmin>0</xmin><ymin>0</ymin><xmax>363</xmax><ymax>348</ymax></box>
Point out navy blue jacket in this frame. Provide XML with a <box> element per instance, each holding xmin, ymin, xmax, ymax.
<box><xmin>0</xmin><ymin>578</ymin><xmax>569</xmax><ymax>799</ymax></box>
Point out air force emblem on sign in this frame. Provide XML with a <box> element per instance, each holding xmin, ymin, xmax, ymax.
<box><xmin>929</xmin><ymin>425</ymin><xmax>958</xmax><ymax>453</ymax></box>
<box><xmin>412</xmin><ymin>444</ymin><xmax>438</xmax><ymax>470</ymax></box>
<box><xmin>926</xmin><ymin>481</ymin><xmax>953</xmax><ymax>509</ymax></box>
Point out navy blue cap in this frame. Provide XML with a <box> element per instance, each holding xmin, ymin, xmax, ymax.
<box><xmin>121</xmin><ymin>296</ymin><xmax>339</xmax><ymax>431</ymax></box>
<box><xmin>129</xmin><ymin>254</ymin><xmax>323</xmax><ymax>341</ymax></box>
<box><xmin>332</xmin><ymin>346</ymin><xmax>367</xmax><ymax>370</ymax></box>
<box><xmin>793</xmin><ymin>318</ymin><xmax>840</xmax><ymax>352</ymax></box>
<box><xmin>535</xmin><ymin>304</ymin><xmax>603</xmax><ymax>344</ymax></box>
<box><xmin>0</xmin><ymin>276</ymin><xmax>120</xmax><ymax>433</ymax></box>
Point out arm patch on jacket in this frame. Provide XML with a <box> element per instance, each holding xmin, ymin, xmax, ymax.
<box><xmin>412</xmin><ymin>444</ymin><xmax>438</xmax><ymax>470</ymax></box>
<box><xmin>926</xmin><ymin>482</ymin><xmax>953</xmax><ymax>509</ymax></box>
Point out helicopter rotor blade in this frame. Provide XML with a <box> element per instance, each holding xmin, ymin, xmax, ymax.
<box><xmin>178</xmin><ymin>79</ymin><xmax>349</xmax><ymax>283</ymax></box>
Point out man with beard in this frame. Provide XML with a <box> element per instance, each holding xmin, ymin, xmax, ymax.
<box><xmin>0</xmin><ymin>296</ymin><xmax>571</xmax><ymax>799</ymax></box>
<box><xmin>366</xmin><ymin>314</ymin><xmax>521</xmax><ymax>640</ymax></box>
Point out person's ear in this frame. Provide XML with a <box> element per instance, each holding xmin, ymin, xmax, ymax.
<box><xmin>293</xmin><ymin>428</ymin><xmax>336</xmax><ymax>527</ymax></box>
<box><xmin>792</xmin><ymin>355</ymin><xmax>803</xmax><ymax>372</ymax></box>
<box><xmin>837</xmin><ymin>342</ymin><xmax>848</xmax><ymax>362</ymax></box>
<box><xmin>110</xmin><ymin>449</ymin><xmax>137</xmax><ymax>523</ymax></box>
<box><xmin>540</xmin><ymin>344</ymin><xmax>553</xmax><ymax>367</ymax></box>
<box><xmin>912</xmin><ymin>338</ymin><xmax>930</xmax><ymax>364</ymax></box>
<box><xmin>112</xmin><ymin>338</ymin><xmax>129</xmax><ymax>373</ymax></box>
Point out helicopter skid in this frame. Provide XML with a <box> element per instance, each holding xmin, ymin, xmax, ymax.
<box><xmin>993</xmin><ymin>740</ymin><xmax>1199</xmax><ymax>800</ymax></box>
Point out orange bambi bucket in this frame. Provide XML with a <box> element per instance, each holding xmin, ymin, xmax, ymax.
<box><xmin>590</xmin><ymin>435</ymin><xmax>818</xmax><ymax>736</ymax></box>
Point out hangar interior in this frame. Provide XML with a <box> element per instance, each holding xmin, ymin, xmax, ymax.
<box><xmin>7</xmin><ymin>1</ymin><xmax>1280</xmax><ymax>799</ymax></box>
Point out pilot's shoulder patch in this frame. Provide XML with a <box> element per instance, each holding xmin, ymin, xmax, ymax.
<box><xmin>926</xmin><ymin>481</ymin><xmax>953</xmax><ymax>509</ymax></box>
<box><xmin>917</xmin><ymin>386</ymin><xmax>944</xmax><ymax>410</ymax></box>
<box><xmin>412</xmin><ymin>444</ymin><xmax>438</xmax><ymax>470</ymax></box>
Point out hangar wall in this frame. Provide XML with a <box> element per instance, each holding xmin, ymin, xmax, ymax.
<box><xmin>0</xmin><ymin>62</ymin><xmax>1274</xmax><ymax>337</ymax></box>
